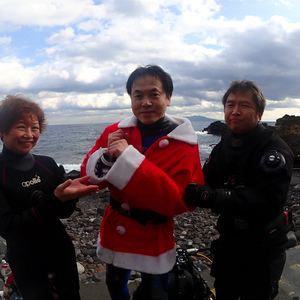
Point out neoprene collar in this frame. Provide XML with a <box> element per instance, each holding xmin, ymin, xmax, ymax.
<box><xmin>0</xmin><ymin>145</ymin><xmax>35</xmax><ymax>171</ymax></box>
<box><xmin>137</xmin><ymin>116</ymin><xmax>177</xmax><ymax>137</ymax></box>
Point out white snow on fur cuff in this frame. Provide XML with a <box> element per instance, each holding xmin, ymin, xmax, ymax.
<box><xmin>86</xmin><ymin>148</ymin><xmax>108</xmax><ymax>184</ymax></box>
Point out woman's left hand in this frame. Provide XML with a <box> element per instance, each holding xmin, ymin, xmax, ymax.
<box><xmin>54</xmin><ymin>175</ymin><xmax>99</xmax><ymax>202</ymax></box>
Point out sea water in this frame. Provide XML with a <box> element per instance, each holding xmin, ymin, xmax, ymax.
<box><xmin>32</xmin><ymin>120</ymin><xmax>222</xmax><ymax>173</ymax></box>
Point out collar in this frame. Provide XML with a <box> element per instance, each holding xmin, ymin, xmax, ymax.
<box><xmin>118</xmin><ymin>114</ymin><xmax>198</xmax><ymax>145</ymax></box>
<box><xmin>226</xmin><ymin>124</ymin><xmax>266</xmax><ymax>148</ymax></box>
<box><xmin>1</xmin><ymin>145</ymin><xmax>35</xmax><ymax>170</ymax></box>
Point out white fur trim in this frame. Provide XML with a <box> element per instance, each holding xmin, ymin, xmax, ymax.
<box><xmin>106</xmin><ymin>145</ymin><xmax>145</xmax><ymax>190</ymax></box>
<box><xmin>166</xmin><ymin>115</ymin><xmax>198</xmax><ymax>145</ymax></box>
<box><xmin>118</xmin><ymin>114</ymin><xmax>197</xmax><ymax>145</ymax></box>
<box><xmin>86</xmin><ymin>148</ymin><xmax>108</xmax><ymax>184</ymax></box>
<box><xmin>96</xmin><ymin>241</ymin><xmax>176</xmax><ymax>274</ymax></box>
<box><xmin>118</xmin><ymin>115</ymin><xmax>137</xmax><ymax>128</ymax></box>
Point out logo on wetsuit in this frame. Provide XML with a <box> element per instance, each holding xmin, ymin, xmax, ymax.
<box><xmin>22</xmin><ymin>174</ymin><xmax>41</xmax><ymax>188</ymax></box>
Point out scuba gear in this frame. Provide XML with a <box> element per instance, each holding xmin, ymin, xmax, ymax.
<box><xmin>168</xmin><ymin>248</ymin><xmax>215</xmax><ymax>300</ymax></box>
<box><xmin>260</xmin><ymin>150</ymin><xmax>286</xmax><ymax>172</ymax></box>
<box><xmin>132</xmin><ymin>247</ymin><xmax>215</xmax><ymax>300</ymax></box>
<box><xmin>168</xmin><ymin>248</ymin><xmax>195</xmax><ymax>300</ymax></box>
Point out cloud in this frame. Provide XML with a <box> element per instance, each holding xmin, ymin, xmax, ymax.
<box><xmin>0</xmin><ymin>36</ymin><xmax>11</xmax><ymax>45</ymax></box>
<box><xmin>0</xmin><ymin>0</ymin><xmax>300</xmax><ymax>124</ymax></box>
<box><xmin>0</xmin><ymin>0</ymin><xmax>102</xmax><ymax>27</ymax></box>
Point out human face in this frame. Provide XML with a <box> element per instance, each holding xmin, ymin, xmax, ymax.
<box><xmin>0</xmin><ymin>114</ymin><xmax>40</xmax><ymax>155</ymax></box>
<box><xmin>224</xmin><ymin>91</ymin><xmax>262</xmax><ymax>135</ymax></box>
<box><xmin>131</xmin><ymin>75</ymin><xmax>171</xmax><ymax>124</ymax></box>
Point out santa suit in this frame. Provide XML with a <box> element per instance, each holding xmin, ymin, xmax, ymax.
<box><xmin>81</xmin><ymin>114</ymin><xmax>204</xmax><ymax>274</ymax></box>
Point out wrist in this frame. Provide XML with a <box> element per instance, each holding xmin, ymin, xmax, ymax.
<box><xmin>213</xmin><ymin>189</ymin><xmax>231</xmax><ymax>213</ymax></box>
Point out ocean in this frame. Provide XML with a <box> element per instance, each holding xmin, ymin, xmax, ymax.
<box><xmin>32</xmin><ymin>120</ymin><xmax>222</xmax><ymax>173</ymax></box>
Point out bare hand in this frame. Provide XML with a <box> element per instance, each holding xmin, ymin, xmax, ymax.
<box><xmin>107</xmin><ymin>129</ymin><xmax>130</xmax><ymax>158</ymax></box>
<box><xmin>107</xmin><ymin>129</ymin><xmax>126</xmax><ymax>147</ymax></box>
<box><xmin>108</xmin><ymin>139</ymin><xmax>129</xmax><ymax>158</ymax></box>
<box><xmin>54</xmin><ymin>176</ymin><xmax>99</xmax><ymax>202</ymax></box>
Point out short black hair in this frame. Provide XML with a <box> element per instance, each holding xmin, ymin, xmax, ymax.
<box><xmin>222</xmin><ymin>79</ymin><xmax>266</xmax><ymax>114</ymax></box>
<box><xmin>126</xmin><ymin>65</ymin><xmax>173</xmax><ymax>98</ymax></box>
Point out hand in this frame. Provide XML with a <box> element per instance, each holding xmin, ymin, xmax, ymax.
<box><xmin>107</xmin><ymin>129</ymin><xmax>130</xmax><ymax>158</ymax></box>
<box><xmin>107</xmin><ymin>129</ymin><xmax>126</xmax><ymax>146</ymax></box>
<box><xmin>54</xmin><ymin>175</ymin><xmax>99</xmax><ymax>202</ymax></box>
<box><xmin>108</xmin><ymin>139</ymin><xmax>129</xmax><ymax>158</ymax></box>
<box><xmin>183</xmin><ymin>183</ymin><xmax>216</xmax><ymax>208</ymax></box>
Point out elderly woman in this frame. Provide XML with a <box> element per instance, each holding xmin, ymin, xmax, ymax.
<box><xmin>0</xmin><ymin>95</ymin><xmax>98</xmax><ymax>300</ymax></box>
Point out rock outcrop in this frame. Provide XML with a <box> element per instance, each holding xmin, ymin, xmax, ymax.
<box><xmin>275</xmin><ymin>115</ymin><xmax>300</xmax><ymax>167</ymax></box>
<box><xmin>202</xmin><ymin>121</ymin><xmax>228</xmax><ymax>136</ymax></box>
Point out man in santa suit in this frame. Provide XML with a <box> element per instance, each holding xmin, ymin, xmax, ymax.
<box><xmin>81</xmin><ymin>64</ymin><xmax>204</xmax><ymax>300</ymax></box>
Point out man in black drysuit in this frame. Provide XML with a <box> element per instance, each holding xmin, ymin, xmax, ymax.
<box><xmin>183</xmin><ymin>80</ymin><xmax>294</xmax><ymax>300</ymax></box>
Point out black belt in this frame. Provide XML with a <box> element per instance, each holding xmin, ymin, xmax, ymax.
<box><xmin>110</xmin><ymin>197</ymin><xmax>167</xmax><ymax>226</ymax></box>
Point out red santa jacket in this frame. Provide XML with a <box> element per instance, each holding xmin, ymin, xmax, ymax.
<box><xmin>80</xmin><ymin>114</ymin><xmax>204</xmax><ymax>274</ymax></box>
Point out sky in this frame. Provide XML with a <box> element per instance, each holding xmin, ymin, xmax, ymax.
<box><xmin>1</xmin><ymin>0</ymin><xmax>300</xmax><ymax>125</ymax></box>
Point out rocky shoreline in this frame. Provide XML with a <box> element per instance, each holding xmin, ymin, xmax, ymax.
<box><xmin>62</xmin><ymin>115</ymin><xmax>300</xmax><ymax>283</ymax></box>
<box><xmin>63</xmin><ymin>175</ymin><xmax>300</xmax><ymax>283</ymax></box>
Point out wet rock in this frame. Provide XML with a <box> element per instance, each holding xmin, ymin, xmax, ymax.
<box><xmin>202</xmin><ymin>121</ymin><xmax>228</xmax><ymax>136</ymax></box>
<box><xmin>274</xmin><ymin>115</ymin><xmax>300</xmax><ymax>166</ymax></box>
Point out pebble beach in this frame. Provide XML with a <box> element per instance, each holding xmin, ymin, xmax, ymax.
<box><xmin>63</xmin><ymin>170</ymin><xmax>300</xmax><ymax>284</ymax></box>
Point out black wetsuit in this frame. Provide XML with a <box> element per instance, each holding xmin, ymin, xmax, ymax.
<box><xmin>0</xmin><ymin>146</ymin><xmax>81</xmax><ymax>300</ymax></box>
<box><xmin>204</xmin><ymin>124</ymin><xmax>294</xmax><ymax>300</ymax></box>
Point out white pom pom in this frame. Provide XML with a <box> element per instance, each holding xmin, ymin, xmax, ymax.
<box><xmin>158</xmin><ymin>139</ymin><xmax>169</xmax><ymax>149</ymax></box>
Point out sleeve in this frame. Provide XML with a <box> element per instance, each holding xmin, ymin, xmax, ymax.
<box><xmin>107</xmin><ymin>140</ymin><xmax>204</xmax><ymax>217</ymax></box>
<box><xmin>32</xmin><ymin>195</ymin><xmax>78</xmax><ymax>222</ymax></box>
<box><xmin>230</xmin><ymin>147</ymin><xmax>293</xmax><ymax>219</ymax></box>
<box><xmin>80</xmin><ymin>134</ymin><xmax>108</xmax><ymax>177</ymax></box>
<box><xmin>0</xmin><ymin>191</ymin><xmax>79</xmax><ymax>240</ymax></box>
<box><xmin>80</xmin><ymin>123</ymin><xmax>118</xmax><ymax>189</ymax></box>
<box><xmin>0</xmin><ymin>188</ymin><xmax>16</xmax><ymax>239</ymax></box>
<box><xmin>0</xmin><ymin>159</ymin><xmax>77</xmax><ymax>240</ymax></box>
<box><xmin>0</xmin><ymin>188</ymin><xmax>60</xmax><ymax>239</ymax></box>
<box><xmin>206</xmin><ymin>140</ymin><xmax>294</xmax><ymax>220</ymax></box>
<box><xmin>32</xmin><ymin>161</ymin><xmax>78</xmax><ymax>221</ymax></box>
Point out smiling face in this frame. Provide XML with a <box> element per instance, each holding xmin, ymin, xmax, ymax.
<box><xmin>130</xmin><ymin>75</ymin><xmax>171</xmax><ymax>124</ymax></box>
<box><xmin>0</xmin><ymin>113</ymin><xmax>40</xmax><ymax>155</ymax></box>
<box><xmin>224</xmin><ymin>91</ymin><xmax>262</xmax><ymax>135</ymax></box>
